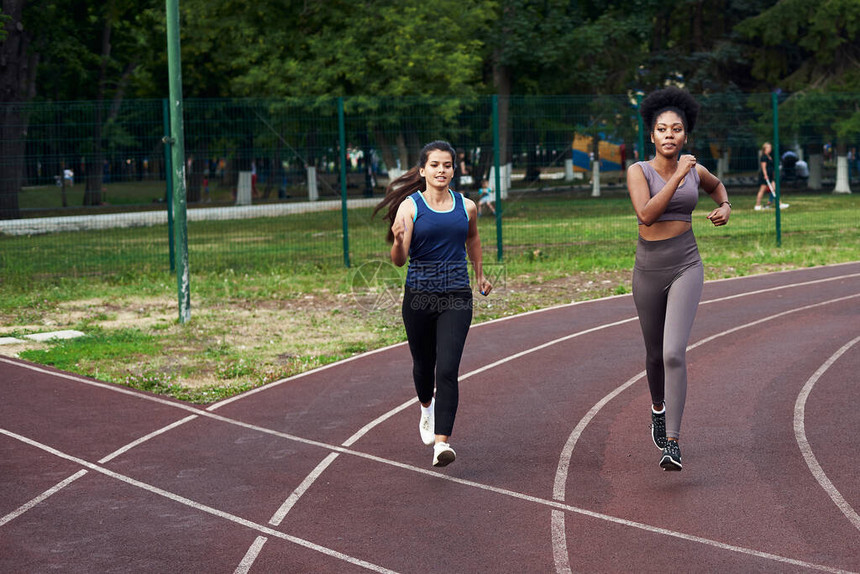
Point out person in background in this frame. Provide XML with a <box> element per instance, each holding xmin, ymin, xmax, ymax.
<box><xmin>626</xmin><ymin>87</ymin><xmax>732</xmax><ymax>471</ymax></box>
<box><xmin>477</xmin><ymin>178</ymin><xmax>495</xmax><ymax>216</ymax></box>
<box><xmin>373</xmin><ymin>140</ymin><xmax>492</xmax><ymax>468</ymax></box>
<box><xmin>795</xmin><ymin>157</ymin><xmax>809</xmax><ymax>183</ymax></box>
<box><xmin>754</xmin><ymin>142</ymin><xmax>775</xmax><ymax>211</ymax></box>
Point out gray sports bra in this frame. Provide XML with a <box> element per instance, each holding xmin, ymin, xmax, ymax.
<box><xmin>635</xmin><ymin>161</ymin><xmax>699</xmax><ymax>224</ymax></box>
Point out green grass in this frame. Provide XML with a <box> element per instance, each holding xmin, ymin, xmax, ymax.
<box><xmin>19</xmin><ymin>328</ymin><xmax>161</xmax><ymax>371</ymax></box>
<box><xmin>20</xmin><ymin>180</ymin><xmax>167</xmax><ymax>209</ymax></box>
<box><xmin>2</xmin><ymin>189</ymin><xmax>858</xmax><ymax>403</ymax></box>
<box><xmin>18</xmin><ymin>175</ymin><xmax>378</xmax><ymax>211</ymax></box>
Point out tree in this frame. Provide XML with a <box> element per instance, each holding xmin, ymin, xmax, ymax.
<box><xmin>737</xmin><ymin>0</ymin><xmax>860</xmax><ymax>192</ymax></box>
<box><xmin>171</xmin><ymin>0</ymin><xmax>496</xmax><ymax>182</ymax></box>
<box><xmin>0</xmin><ymin>0</ymin><xmax>37</xmax><ymax>219</ymax></box>
<box><xmin>35</xmin><ymin>0</ymin><xmax>161</xmax><ymax>205</ymax></box>
<box><xmin>480</xmin><ymin>1</ymin><xmax>657</xmax><ymax>187</ymax></box>
<box><xmin>736</xmin><ymin>0</ymin><xmax>860</xmax><ymax>91</ymax></box>
<box><xmin>0</xmin><ymin>0</ymin><xmax>162</xmax><ymax>217</ymax></box>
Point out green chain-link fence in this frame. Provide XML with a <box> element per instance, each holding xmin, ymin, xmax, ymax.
<box><xmin>1</xmin><ymin>93</ymin><xmax>858</xmax><ymax>283</ymax></box>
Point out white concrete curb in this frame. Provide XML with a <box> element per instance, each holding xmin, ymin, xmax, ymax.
<box><xmin>0</xmin><ymin>198</ymin><xmax>380</xmax><ymax>236</ymax></box>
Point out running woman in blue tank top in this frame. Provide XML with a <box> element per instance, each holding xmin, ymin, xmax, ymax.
<box><xmin>627</xmin><ymin>87</ymin><xmax>732</xmax><ymax>471</ymax></box>
<box><xmin>374</xmin><ymin>141</ymin><xmax>492</xmax><ymax>468</ymax></box>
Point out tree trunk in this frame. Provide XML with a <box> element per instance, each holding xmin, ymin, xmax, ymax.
<box><xmin>808</xmin><ymin>153</ymin><xmax>823</xmax><ymax>190</ymax></box>
<box><xmin>0</xmin><ymin>106</ymin><xmax>25</xmax><ymax>218</ymax></box>
<box><xmin>405</xmin><ymin>129</ymin><xmax>421</xmax><ymax>169</ymax></box>
<box><xmin>493</xmin><ymin>59</ymin><xmax>511</xmax><ymax>165</ymax></box>
<box><xmin>374</xmin><ymin>128</ymin><xmax>397</xmax><ymax>180</ymax></box>
<box><xmin>0</xmin><ymin>0</ymin><xmax>37</xmax><ymax>219</ymax></box>
<box><xmin>186</xmin><ymin>156</ymin><xmax>203</xmax><ymax>203</ymax></box>
<box><xmin>834</xmin><ymin>140</ymin><xmax>851</xmax><ymax>194</ymax></box>
<box><xmin>525</xmin><ymin>124</ymin><xmax>540</xmax><ymax>183</ymax></box>
<box><xmin>591</xmin><ymin>131</ymin><xmax>601</xmax><ymax>196</ymax></box>
<box><xmin>395</xmin><ymin>132</ymin><xmax>409</xmax><ymax>172</ymax></box>
<box><xmin>690</xmin><ymin>1</ymin><xmax>704</xmax><ymax>52</ymax></box>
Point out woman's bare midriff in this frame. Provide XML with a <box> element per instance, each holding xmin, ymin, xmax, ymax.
<box><xmin>638</xmin><ymin>220</ymin><xmax>692</xmax><ymax>241</ymax></box>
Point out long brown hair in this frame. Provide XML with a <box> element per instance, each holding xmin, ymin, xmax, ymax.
<box><xmin>372</xmin><ymin>140</ymin><xmax>457</xmax><ymax>242</ymax></box>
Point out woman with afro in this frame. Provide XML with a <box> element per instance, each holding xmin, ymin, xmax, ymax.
<box><xmin>626</xmin><ymin>87</ymin><xmax>732</xmax><ymax>471</ymax></box>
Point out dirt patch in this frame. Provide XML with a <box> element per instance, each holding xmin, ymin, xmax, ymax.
<box><xmin>0</xmin><ymin>271</ymin><xmax>632</xmax><ymax>389</ymax></box>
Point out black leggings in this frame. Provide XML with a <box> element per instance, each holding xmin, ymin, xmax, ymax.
<box><xmin>632</xmin><ymin>229</ymin><xmax>703</xmax><ymax>440</ymax></box>
<box><xmin>402</xmin><ymin>287</ymin><xmax>473</xmax><ymax>437</ymax></box>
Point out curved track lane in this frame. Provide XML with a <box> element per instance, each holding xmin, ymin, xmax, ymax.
<box><xmin>1</xmin><ymin>262</ymin><xmax>858</xmax><ymax>573</ymax></box>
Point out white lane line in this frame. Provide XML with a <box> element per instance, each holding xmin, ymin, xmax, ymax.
<box><xmin>553</xmin><ymin>292</ymin><xmax>860</xmax><ymax>503</ymax></box>
<box><xmin>244</xmin><ymin>316</ymin><xmax>641</xmax><ymax>568</ymax></box>
<box><xmin>555</xmin><ymin>293</ymin><xmax>860</xmax><ymax>500</ymax></box>
<box><xmin>0</xmin><ymin>470</ymin><xmax>88</xmax><ymax>528</ymax></box>
<box><xmin>262</xmin><ymin>316</ymin><xmax>641</xmax><ymax>526</ymax></box>
<box><xmin>269</xmin><ymin>453</ymin><xmax>340</xmax><ymax>527</ymax></box>
<box><xmin>700</xmin><ymin>272</ymin><xmax>860</xmax><ymax>306</ymax></box>
<box><xmin>794</xmin><ymin>335</ymin><xmax>860</xmax><ymax>531</ymax></box>
<box><xmin>553</xmin><ymin>371</ymin><xmax>644</xmax><ymax>501</ymax></box>
<box><xmin>258</xmin><ymin>315</ymin><xmax>642</xmax><ymax>546</ymax></box>
<box><xmin>234</xmin><ymin>536</ymin><xmax>268</xmax><ymax>574</ymax></box>
<box><xmin>98</xmin><ymin>415</ymin><xmax>198</xmax><ymax>464</ymax></box>
<box><xmin>0</xmin><ymin>415</ymin><xmax>198</xmax><ymax>531</ymax></box>
<box><xmin>551</xmin><ymin>293</ymin><xmax>860</xmax><ymax>573</ymax></box>
<box><xmin>1</xmin><ymin>271</ymin><xmax>855</xmax><ymax>424</ymax></box>
<box><xmin>208</xmin><ymin>271</ymin><xmax>860</xmax><ymax>413</ymax></box>
<box><xmin>3</xmin><ymin>269</ymin><xmax>858</xmax><ymax>570</ymax></box>
<box><xmin>208</xmin><ymin>342</ymin><xmax>407</xmax><ymax>411</ymax></box>
<box><xmin>1</xmin><ymin>427</ymin><xmax>847</xmax><ymax>574</ymax></box>
<box><xmin>550</xmin><ymin>510</ymin><xmax>572</xmax><ymax>574</ymax></box>
<box><xmin>707</xmin><ymin>263</ymin><xmax>860</xmax><ymax>286</ymax></box>
<box><xmin>250</xmin><ymin>272</ymin><xmax>860</xmax><ymax>564</ymax></box>
<box><xmin>0</xmin><ymin>428</ymin><xmax>399</xmax><ymax>574</ymax></box>
<box><xmin>209</xmin><ymin>269</ymin><xmax>860</xmax><ymax>412</ymax></box>
<box><xmin>0</xmin><ymin>357</ymin><xmax>207</xmax><ymax>416</ymax></box>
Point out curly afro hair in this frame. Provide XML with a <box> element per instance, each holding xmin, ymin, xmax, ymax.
<box><xmin>639</xmin><ymin>87</ymin><xmax>700</xmax><ymax>134</ymax></box>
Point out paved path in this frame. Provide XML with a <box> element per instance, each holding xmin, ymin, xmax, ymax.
<box><xmin>2</xmin><ymin>262</ymin><xmax>859</xmax><ymax>573</ymax></box>
<box><xmin>0</xmin><ymin>198</ymin><xmax>379</xmax><ymax>236</ymax></box>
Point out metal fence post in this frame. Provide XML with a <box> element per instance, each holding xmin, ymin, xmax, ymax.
<box><xmin>166</xmin><ymin>0</ymin><xmax>190</xmax><ymax>323</ymax></box>
<box><xmin>162</xmin><ymin>98</ymin><xmax>175</xmax><ymax>273</ymax></box>
<box><xmin>772</xmin><ymin>91</ymin><xmax>782</xmax><ymax>247</ymax></box>
<box><xmin>492</xmin><ymin>94</ymin><xmax>503</xmax><ymax>261</ymax></box>
<box><xmin>338</xmin><ymin>97</ymin><xmax>350</xmax><ymax>268</ymax></box>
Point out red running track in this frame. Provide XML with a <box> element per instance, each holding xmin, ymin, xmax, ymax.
<box><xmin>1</xmin><ymin>262</ymin><xmax>859</xmax><ymax>573</ymax></box>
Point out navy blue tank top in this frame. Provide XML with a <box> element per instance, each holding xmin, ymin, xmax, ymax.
<box><xmin>405</xmin><ymin>190</ymin><xmax>470</xmax><ymax>291</ymax></box>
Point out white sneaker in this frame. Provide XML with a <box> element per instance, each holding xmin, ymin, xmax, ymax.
<box><xmin>754</xmin><ymin>204</ymin><xmax>762</xmax><ymax>211</ymax></box>
<box><xmin>419</xmin><ymin>399</ymin><xmax>435</xmax><ymax>446</ymax></box>
<box><xmin>779</xmin><ymin>202</ymin><xmax>789</xmax><ymax>209</ymax></box>
<box><xmin>432</xmin><ymin>442</ymin><xmax>456</xmax><ymax>467</ymax></box>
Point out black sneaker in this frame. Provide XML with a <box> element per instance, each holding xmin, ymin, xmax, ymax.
<box><xmin>651</xmin><ymin>409</ymin><xmax>667</xmax><ymax>450</ymax></box>
<box><xmin>660</xmin><ymin>440</ymin><xmax>682</xmax><ymax>471</ymax></box>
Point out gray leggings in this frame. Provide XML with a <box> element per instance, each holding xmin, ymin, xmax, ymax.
<box><xmin>632</xmin><ymin>228</ymin><xmax>703</xmax><ymax>440</ymax></box>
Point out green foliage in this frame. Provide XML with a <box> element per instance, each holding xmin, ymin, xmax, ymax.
<box><xmin>736</xmin><ymin>0</ymin><xmax>860</xmax><ymax>91</ymax></box>
<box><xmin>9</xmin><ymin>0</ymin><xmax>859</xmax><ymax>104</ymax></box>
<box><xmin>485</xmin><ymin>0</ymin><xmax>652</xmax><ymax>94</ymax></box>
<box><xmin>631</xmin><ymin>0</ymin><xmax>779</xmax><ymax>92</ymax></box>
<box><xmin>776</xmin><ymin>90</ymin><xmax>860</xmax><ymax>148</ymax></box>
<box><xmin>30</xmin><ymin>0</ymin><xmax>162</xmax><ymax>101</ymax></box>
<box><xmin>192</xmin><ymin>0</ymin><xmax>496</xmax><ymax>98</ymax></box>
